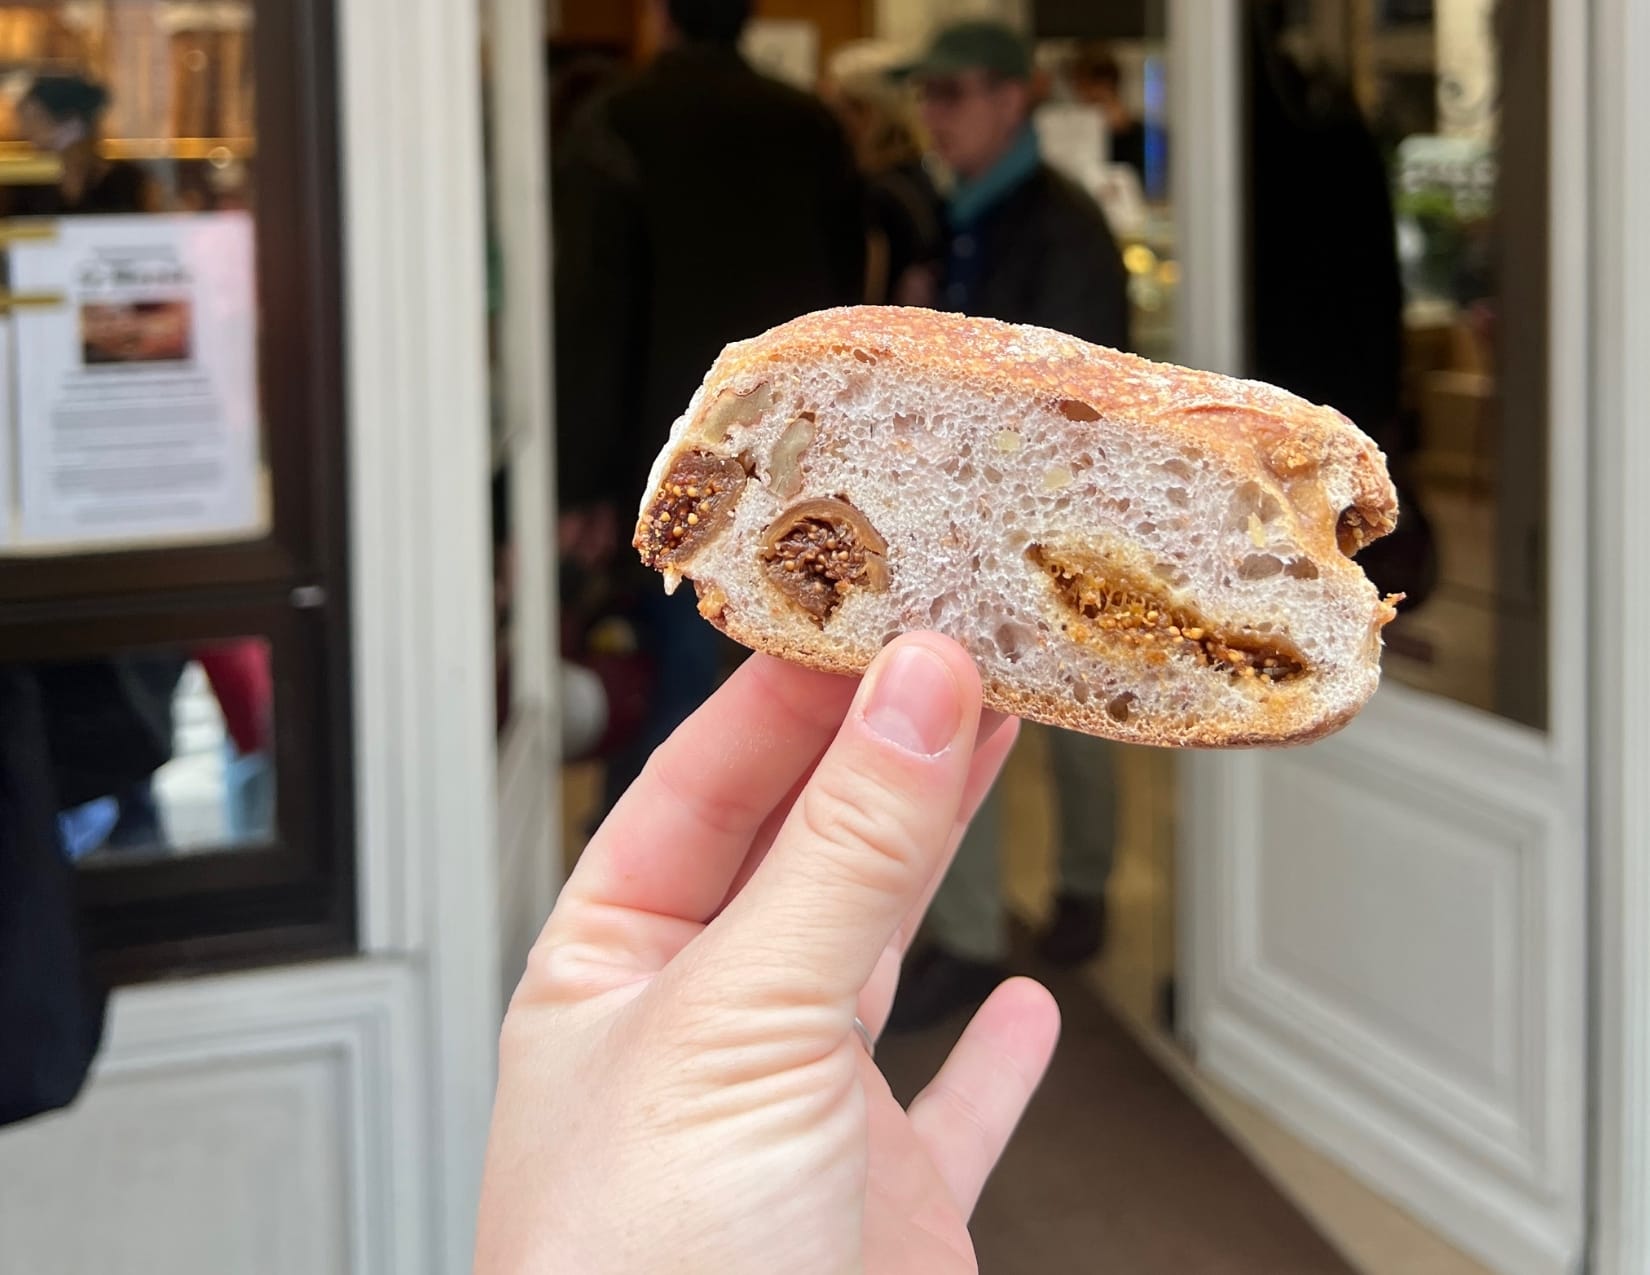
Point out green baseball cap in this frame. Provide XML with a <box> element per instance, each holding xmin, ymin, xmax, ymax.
<box><xmin>905</xmin><ymin>20</ymin><xmax>1034</xmax><ymax>82</ymax></box>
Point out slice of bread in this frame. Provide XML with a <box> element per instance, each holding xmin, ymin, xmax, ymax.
<box><xmin>634</xmin><ymin>307</ymin><xmax>1399</xmax><ymax>747</ymax></box>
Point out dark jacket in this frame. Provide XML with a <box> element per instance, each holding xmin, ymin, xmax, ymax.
<box><xmin>0</xmin><ymin>668</ymin><xmax>107</xmax><ymax>1128</ymax></box>
<box><xmin>1248</xmin><ymin>36</ymin><xmax>1403</xmax><ymax>445</ymax></box>
<box><xmin>554</xmin><ymin>43</ymin><xmax>865</xmax><ymax>510</ymax></box>
<box><xmin>4</xmin><ymin>159</ymin><xmax>149</xmax><ymax>217</ymax></box>
<box><xmin>39</xmin><ymin>655</ymin><xmax>186</xmax><ymax>808</ymax></box>
<box><xmin>865</xmin><ymin>159</ymin><xmax>943</xmax><ymax>304</ymax></box>
<box><xmin>1246</xmin><ymin>15</ymin><xmax>1435</xmax><ymax>610</ymax></box>
<box><xmin>938</xmin><ymin>162</ymin><xmax>1130</xmax><ymax>351</ymax></box>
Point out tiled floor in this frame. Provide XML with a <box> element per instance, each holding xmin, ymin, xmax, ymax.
<box><xmin>993</xmin><ymin>729</ymin><xmax>1494</xmax><ymax>1275</ymax></box>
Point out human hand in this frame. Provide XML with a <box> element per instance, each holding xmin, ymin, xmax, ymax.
<box><xmin>474</xmin><ymin>634</ymin><xmax>1060</xmax><ymax>1273</ymax></box>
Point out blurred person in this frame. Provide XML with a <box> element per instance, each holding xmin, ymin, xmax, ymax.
<box><xmin>1070</xmin><ymin>43</ymin><xmax>1148</xmax><ymax>181</ymax></box>
<box><xmin>1</xmin><ymin>668</ymin><xmax>107</xmax><ymax>1128</ymax></box>
<box><xmin>39</xmin><ymin>654</ymin><xmax>187</xmax><ymax>853</ymax></box>
<box><xmin>9</xmin><ymin>74</ymin><xmax>154</xmax><ymax>215</ymax></box>
<box><xmin>1248</xmin><ymin>2</ymin><xmax>1436</xmax><ymax>610</ymax></box>
<box><xmin>10</xmin><ymin>74</ymin><xmax>177</xmax><ymax>851</ymax></box>
<box><xmin>554</xmin><ymin>0</ymin><xmax>865</xmax><ymax>814</ymax></box>
<box><xmin>889</xmin><ymin>20</ymin><xmax>1130</xmax><ymax>1032</ymax></box>
<box><xmin>476</xmin><ymin>634</ymin><xmax>1060</xmax><ymax>1273</ymax></box>
<box><xmin>549</xmin><ymin>52</ymin><xmax>624</xmax><ymax>152</ymax></box>
<box><xmin>822</xmin><ymin>42</ymin><xmax>944</xmax><ymax>305</ymax></box>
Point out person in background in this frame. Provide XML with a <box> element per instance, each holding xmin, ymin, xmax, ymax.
<box><xmin>9</xmin><ymin>74</ymin><xmax>154</xmax><ymax>216</ymax></box>
<box><xmin>1</xmin><ymin>667</ymin><xmax>108</xmax><ymax>1127</ymax></box>
<box><xmin>549</xmin><ymin>52</ymin><xmax>624</xmax><ymax>153</ymax></box>
<box><xmin>1247</xmin><ymin>1</ymin><xmax>1435</xmax><ymax>610</ymax></box>
<box><xmin>554</xmin><ymin>0</ymin><xmax>865</xmax><ymax>813</ymax></box>
<box><xmin>9</xmin><ymin>74</ymin><xmax>175</xmax><ymax>852</ymax></box>
<box><xmin>1069</xmin><ymin>43</ymin><xmax>1147</xmax><ymax>181</ymax></box>
<box><xmin>821</xmin><ymin>42</ymin><xmax>944</xmax><ymax>306</ymax></box>
<box><xmin>888</xmin><ymin>20</ymin><xmax>1130</xmax><ymax>1032</ymax></box>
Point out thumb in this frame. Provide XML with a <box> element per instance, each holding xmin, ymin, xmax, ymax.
<box><xmin>701</xmin><ymin>633</ymin><xmax>981</xmax><ymax>1006</ymax></box>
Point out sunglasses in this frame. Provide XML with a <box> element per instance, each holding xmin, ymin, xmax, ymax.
<box><xmin>916</xmin><ymin>73</ymin><xmax>1006</xmax><ymax>107</ymax></box>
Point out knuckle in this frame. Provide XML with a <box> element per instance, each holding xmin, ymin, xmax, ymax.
<box><xmin>643</xmin><ymin>746</ymin><xmax>764</xmax><ymax>842</ymax></box>
<box><xmin>516</xmin><ymin>938</ymin><xmax>609</xmax><ymax>1007</ymax></box>
<box><xmin>796</xmin><ymin>756</ymin><xmax>929</xmax><ymax>895</ymax></box>
<box><xmin>935</xmin><ymin>1079</ymin><xmax>998</xmax><ymax>1159</ymax></box>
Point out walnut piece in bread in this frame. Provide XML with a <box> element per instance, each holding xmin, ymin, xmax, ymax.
<box><xmin>634</xmin><ymin>307</ymin><xmax>1400</xmax><ymax>748</ymax></box>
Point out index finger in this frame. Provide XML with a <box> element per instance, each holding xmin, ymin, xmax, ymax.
<box><xmin>558</xmin><ymin>651</ymin><xmax>858</xmax><ymax>927</ymax></box>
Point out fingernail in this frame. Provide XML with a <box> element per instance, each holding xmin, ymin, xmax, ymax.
<box><xmin>862</xmin><ymin>644</ymin><xmax>962</xmax><ymax>756</ymax></box>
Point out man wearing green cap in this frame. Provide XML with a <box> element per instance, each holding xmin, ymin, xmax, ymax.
<box><xmin>888</xmin><ymin>19</ymin><xmax>1128</xmax><ymax>1032</ymax></box>
<box><xmin>906</xmin><ymin>19</ymin><xmax>1129</xmax><ymax>337</ymax></box>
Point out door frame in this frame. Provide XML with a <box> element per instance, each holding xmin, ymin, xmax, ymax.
<box><xmin>338</xmin><ymin>0</ymin><xmax>503</xmax><ymax>1269</ymax></box>
<box><xmin>1586</xmin><ymin>0</ymin><xmax>1650</xmax><ymax>1270</ymax></box>
<box><xmin>486</xmin><ymin>0</ymin><xmax>562</xmax><ymax>1001</ymax></box>
<box><xmin>1170</xmin><ymin>1</ymin><xmax>1615</xmax><ymax>1270</ymax></box>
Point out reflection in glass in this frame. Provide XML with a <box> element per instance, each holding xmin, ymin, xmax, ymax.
<box><xmin>1037</xmin><ymin>38</ymin><xmax>1178</xmax><ymax>362</ymax></box>
<box><xmin>29</xmin><ymin>638</ymin><xmax>275</xmax><ymax>863</ymax></box>
<box><xmin>1247</xmin><ymin>0</ymin><xmax>1543</xmax><ymax>727</ymax></box>
<box><xmin>0</xmin><ymin>1</ymin><xmax>254</xmax><ymax>213</ymax></box>
<box><xmin>0</xmin><ymin>1</ymin><xmax>264</xmax><ymax>555</ymax></box>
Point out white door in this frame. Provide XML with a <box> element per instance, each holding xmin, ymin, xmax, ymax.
<box><xmin>1173</xmin><ymin>4</ymin><xmax>1588</xmax><ymax>1274</ymax></box>
<box><xmin>484</xmin><ymin>0</ymin><xmax>561</xmax><ymax>998</ymax></box>
<box><xmin>0</xmin><ymin>2</ymin><xmax>516</xmax><ymax>1272</ymax></box>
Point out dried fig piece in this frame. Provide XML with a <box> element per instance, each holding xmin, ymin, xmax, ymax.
<box><xmin>1028</xmin><ymin>543</ymin><xmax>1306</xmax><ymax>682</ymax></box>
<box><xmin>760</xmin><ymin>497</ymin><xmax>890</xmax><ymax>624</ymax></box>
<box><xmin>637</xmin><ymin>449</ymin><xmax>749</xmax><ymax>568</ymax></box>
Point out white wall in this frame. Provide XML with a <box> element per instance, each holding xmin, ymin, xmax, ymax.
<box><xmin>0</xmin><ymin>1</ymin><xmax>506</xmax><ymax>1273</ymax></box>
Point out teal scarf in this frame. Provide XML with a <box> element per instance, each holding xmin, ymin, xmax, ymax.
<box><xmin>946</xmin><ymin>125</ymin><xmax>1041</xmax><ymax>229</ymax></box>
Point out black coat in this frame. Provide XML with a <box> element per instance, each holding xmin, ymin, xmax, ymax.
<box><xmin>0</xmin><ymin>669</ymin><xmax>107</xmax><ymax>1128</ymax></box>
<box><xmin>937</xmin><ymin>163</ymin><xmax>1130</xmax><ymax>351</ymax></box>
<box><xmin>554</xmin><ymin>43</ymin><xmax>865</xmax><ymax>510</ymax></box>
<box><xmin>1245</xmin><ymin>17</ymin><xmax>1436</xmax><ymax>610</ymax></box>
<box><xmin>1247</xmin><ymin>39</ymin><xmax>1404</xmax><ymax>444</ymax></box>
<box><xmin>865</xmin><ymin>159</ymin><xmax>944</xmax><ymax>303</ymax></box>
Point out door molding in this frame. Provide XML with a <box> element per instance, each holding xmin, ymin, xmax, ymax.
<box><xmin>1589</xmin><ymin>0</ymin><xmax>1650</xmax><ymax>1270</ymax></box>
<box><xmin>0</xmin><ymin>961</ymin><xmax>426</xmax><ymax>1275</ymax></box>
<box><xmin>1168</xmin><ymin>0</ymin><xmax>1242</xmax><ymax>381</ymax></box>
<box><xmin>1167</xmin><ymin>0</ymin><xmax>1241</xmax><ymax>1070</ymax></box>
<box><xmin>337</xmin><ymin>0</ymin><xmax>501</xmax><ymax>1270</ymax></box>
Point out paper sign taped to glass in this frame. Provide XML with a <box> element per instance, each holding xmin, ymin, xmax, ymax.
<box><xmin>7</xmin><ymin>211</ymin><xmax>264</xmax><ymax>550</ymax></box>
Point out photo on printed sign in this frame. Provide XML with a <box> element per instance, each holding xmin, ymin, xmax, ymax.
<box><xmin>79</xmin><ymin>299</ymin><xmax>194</xmax><ymax>366</ymax></box>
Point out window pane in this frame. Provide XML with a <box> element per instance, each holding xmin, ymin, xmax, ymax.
<box><xmin>0</xmin><ymin>1</ymin><xmax>264</xmax><ymax>555</ymax></box>
<box><xmin>17</xmin><ymin>636</ymin><xmax>277</xmax><ymax>864</ymax></box>
<box><xmin>1245</xmin><ymin>0</ymin><xmax>1546</xmax><ymax>728</ymax></box>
